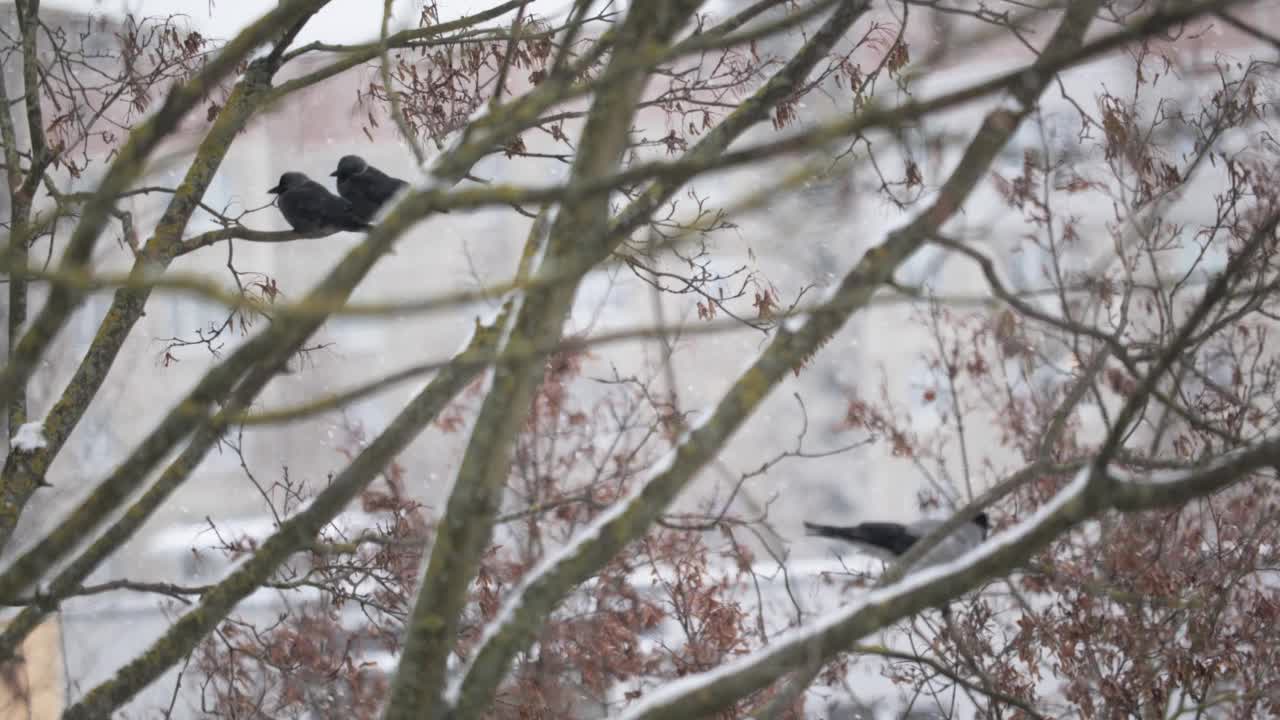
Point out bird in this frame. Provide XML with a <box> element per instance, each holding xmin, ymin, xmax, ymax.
<box><xmin>267</xmin><ymin>172</ymin><xmax>372</xmax><ymax>233</ymax></box>
<box><xmin>804</xmin><ymin>512</ymin><xmax>990</xmax><ymax>569</ymax></box>
<box><xmin>329</xmin><ymin>154</ymin><xmax>418</xmax><ymax>221</ymax></box>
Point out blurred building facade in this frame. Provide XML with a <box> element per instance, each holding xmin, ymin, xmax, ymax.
<box><xmin>0</xmin><ymin>1</ymin><xmax>1274</xmax><ymax>716</ymax></box>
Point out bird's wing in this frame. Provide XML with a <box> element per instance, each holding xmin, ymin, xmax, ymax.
<box><xmin>359</xmin><ymin>168</ymin><xmax>402</xmax><ymax>202</ymax></box>
<box><xmin>368</xmin><ymin>168</ymin><xmax>451</xmax><ymax>213</ymax></box>
<box><xmin>302</xmin><ymin>182</ymin><xmax>368</xmax><ymax>229</ymax></box>
<box><xmin>854</xmin><ymin>522</ymin><xmax>920</xmax><ymax>554</ymax></box>
<box><xmin>294</xmin><ymin>182</ymin><xmax>338</xmax><ymax>214</ymax></box>
<box><xmin>805</xmin><ymin>521</ymin><xmax>916</xmax><ymax>556</ymax></box>
<box><xmin>276</xmin><ymin>190</ymin><xmax>316</xmax><ymax>231</ymax></box>
<box><xmin>339</xmin><ymin>176</ymin><xmax>369</xmax><ymax>203</ymax></box>
<box><xmin>339</xmin><ymin>175</ymin><xmax>390</xmax><ymax>219</ymax></box>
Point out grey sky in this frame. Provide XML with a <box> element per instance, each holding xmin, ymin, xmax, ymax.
<box><xmin>43</xmin><ymin>0</ymin><xmax>575</xmax><ymax>44</ymax></box>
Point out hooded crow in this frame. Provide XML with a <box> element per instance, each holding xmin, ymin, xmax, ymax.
<box><xmin>804</xmin><ymin>512</ymin><xmax>989</xmax><ymax>569</ymax></box>
<box><xmin>330</xmin><ymin>154</ymin><xmax>428</xmax><ymax>221</ymax></box>
<box><xmin>268</xmin><ymin>172</ymin><xmax>372</xmax><ymax>233</ymax></box>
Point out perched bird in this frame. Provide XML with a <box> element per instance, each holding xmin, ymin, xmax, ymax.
<box><xmin>804</xmin><ymin>512</ymin><xmax>990</xmax><ymax>569</ymax></box>
<box><xmin>267</xmin><ymin>172</ymin><xmax>372</xmax><ymax>233</ymax></box>
<box><xmin>330</xmin><ymin>155</ymin><xmax>416</xmax><ymax>221</ymax></box>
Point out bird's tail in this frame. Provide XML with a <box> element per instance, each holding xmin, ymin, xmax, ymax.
<box><xmin>803</xmin><ymin>521</ymin><xmax>874</xmax><ymax>545</ymax></box>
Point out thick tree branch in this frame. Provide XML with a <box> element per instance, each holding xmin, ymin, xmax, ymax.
<box><xmin>58</xmin><ymin>310</ymin><xmax>509</xmax><ymax>719</ymax></box>
<box><xmin>0</xmin><ymin>0</ymin><xmax>334</xmax><ymax>414</ymax></box>
<box><xmin>454</xmin><ymin>105</ymin><xmax>1021</xmax><ymax>714</ymax></box>
<box><xmin>0</xmin><ymin>0</ymin><xmax>604</xmax><ymax>583</ymax></box>
<box><xmin>0</xmin><ymin>64</ymin><xmax>276</xmax><ymax>552</ymax></box>
<box><xmin>14</xmin><ymin>0</ymin><xmax>49</xmax><ymax>188</ymax></box>
<box><xmin>451</xmin><ymin>0</ymin><xmax>1112</xmax><ymax>711</ymax></box>
<box><xmin>617</xmin><ymin>434</ymin><xmax>1280</xmax><ymax>719</ymax></box>
<box><xmin>451</xmin><ymin>2</ymin><xmax>872</xmax><ymax>711</ymax></box>
<box><xmin>0</xmin><ymin>361</ymin><xmax>282</xmax><ymax>659</ymax></box>
<box><xmin>385</xmin><ymin>3</ymin><xmax>707</xmax><ymax>717</ymax></box>
<box><xmin>0</xmin><ymin>30</ymin><xmax>30</xmax><ymax>447</ymax></box>
<box><xmin>588</xmin><ymin>0</ymin><xmax>1249</xmax><ymax>199</ymax></box>
<box><xmin>62</xmin><ymin>204</ymin><xmax>559</xmax><ymax>719</ymax></box>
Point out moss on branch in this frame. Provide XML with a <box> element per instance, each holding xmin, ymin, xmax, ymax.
<box><xmin>384</xmin><ymin>3</ymin><xmax>706</xmax><ymax>717</ymax></box>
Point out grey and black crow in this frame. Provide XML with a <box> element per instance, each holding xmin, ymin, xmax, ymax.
<box><xmin>268</xmin><ymin>172</ymin><xmax>372</xmax><ymax>233</ymax></box>
<box><xmin>804</xmin><ymin>512</ymin><xmax>989</xmax><ymax>569</ymax></box>
<box><xmin>329</xmin><ymin>155</ymin><xmax>417</xmax><ymax>221</ymax></box>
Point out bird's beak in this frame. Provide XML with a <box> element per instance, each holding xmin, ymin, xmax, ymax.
<box><xmin>328</xmin><ymin>170</ymin><xmax>339</xmax><ymax>177</ymax></box>
<box><xmin>267</xmin><ymin>184</ymin><xmax>283</xmax><ymax>194</ymax></box>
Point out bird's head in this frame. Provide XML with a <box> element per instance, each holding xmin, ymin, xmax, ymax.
<box><xmin>268</xmin><ymin>172</ymin><xmax>308</xmax><ymax>195</ymax></box>
<box><xmin>973</xmin><ymin>512</ymin><xmax>990</xmax><ymax>535</ymax></box>
<box><xmin>331</xmin><ymin>155</ymin><xmax>367</xmax><ymax>179</ymax></box>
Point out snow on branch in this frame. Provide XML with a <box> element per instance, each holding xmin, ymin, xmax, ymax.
<box><xmin>617</xmin><ymin>433</ymin><xmax>1280</xmax><ymax>719</ymax></box>
<box><xmin>615</xmin><ymin>467</ymin><xmax>1096</xmax><ymax>720</ymax></box>
<box><xmin>9</xmin><ymin>422</ymin><xmax>47</xmax><ymax>453</ymax></box>
<box><xmin>445</xmin><ymin>443</ymin><xmax>685</xmax><ymax>706</ymax></box>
